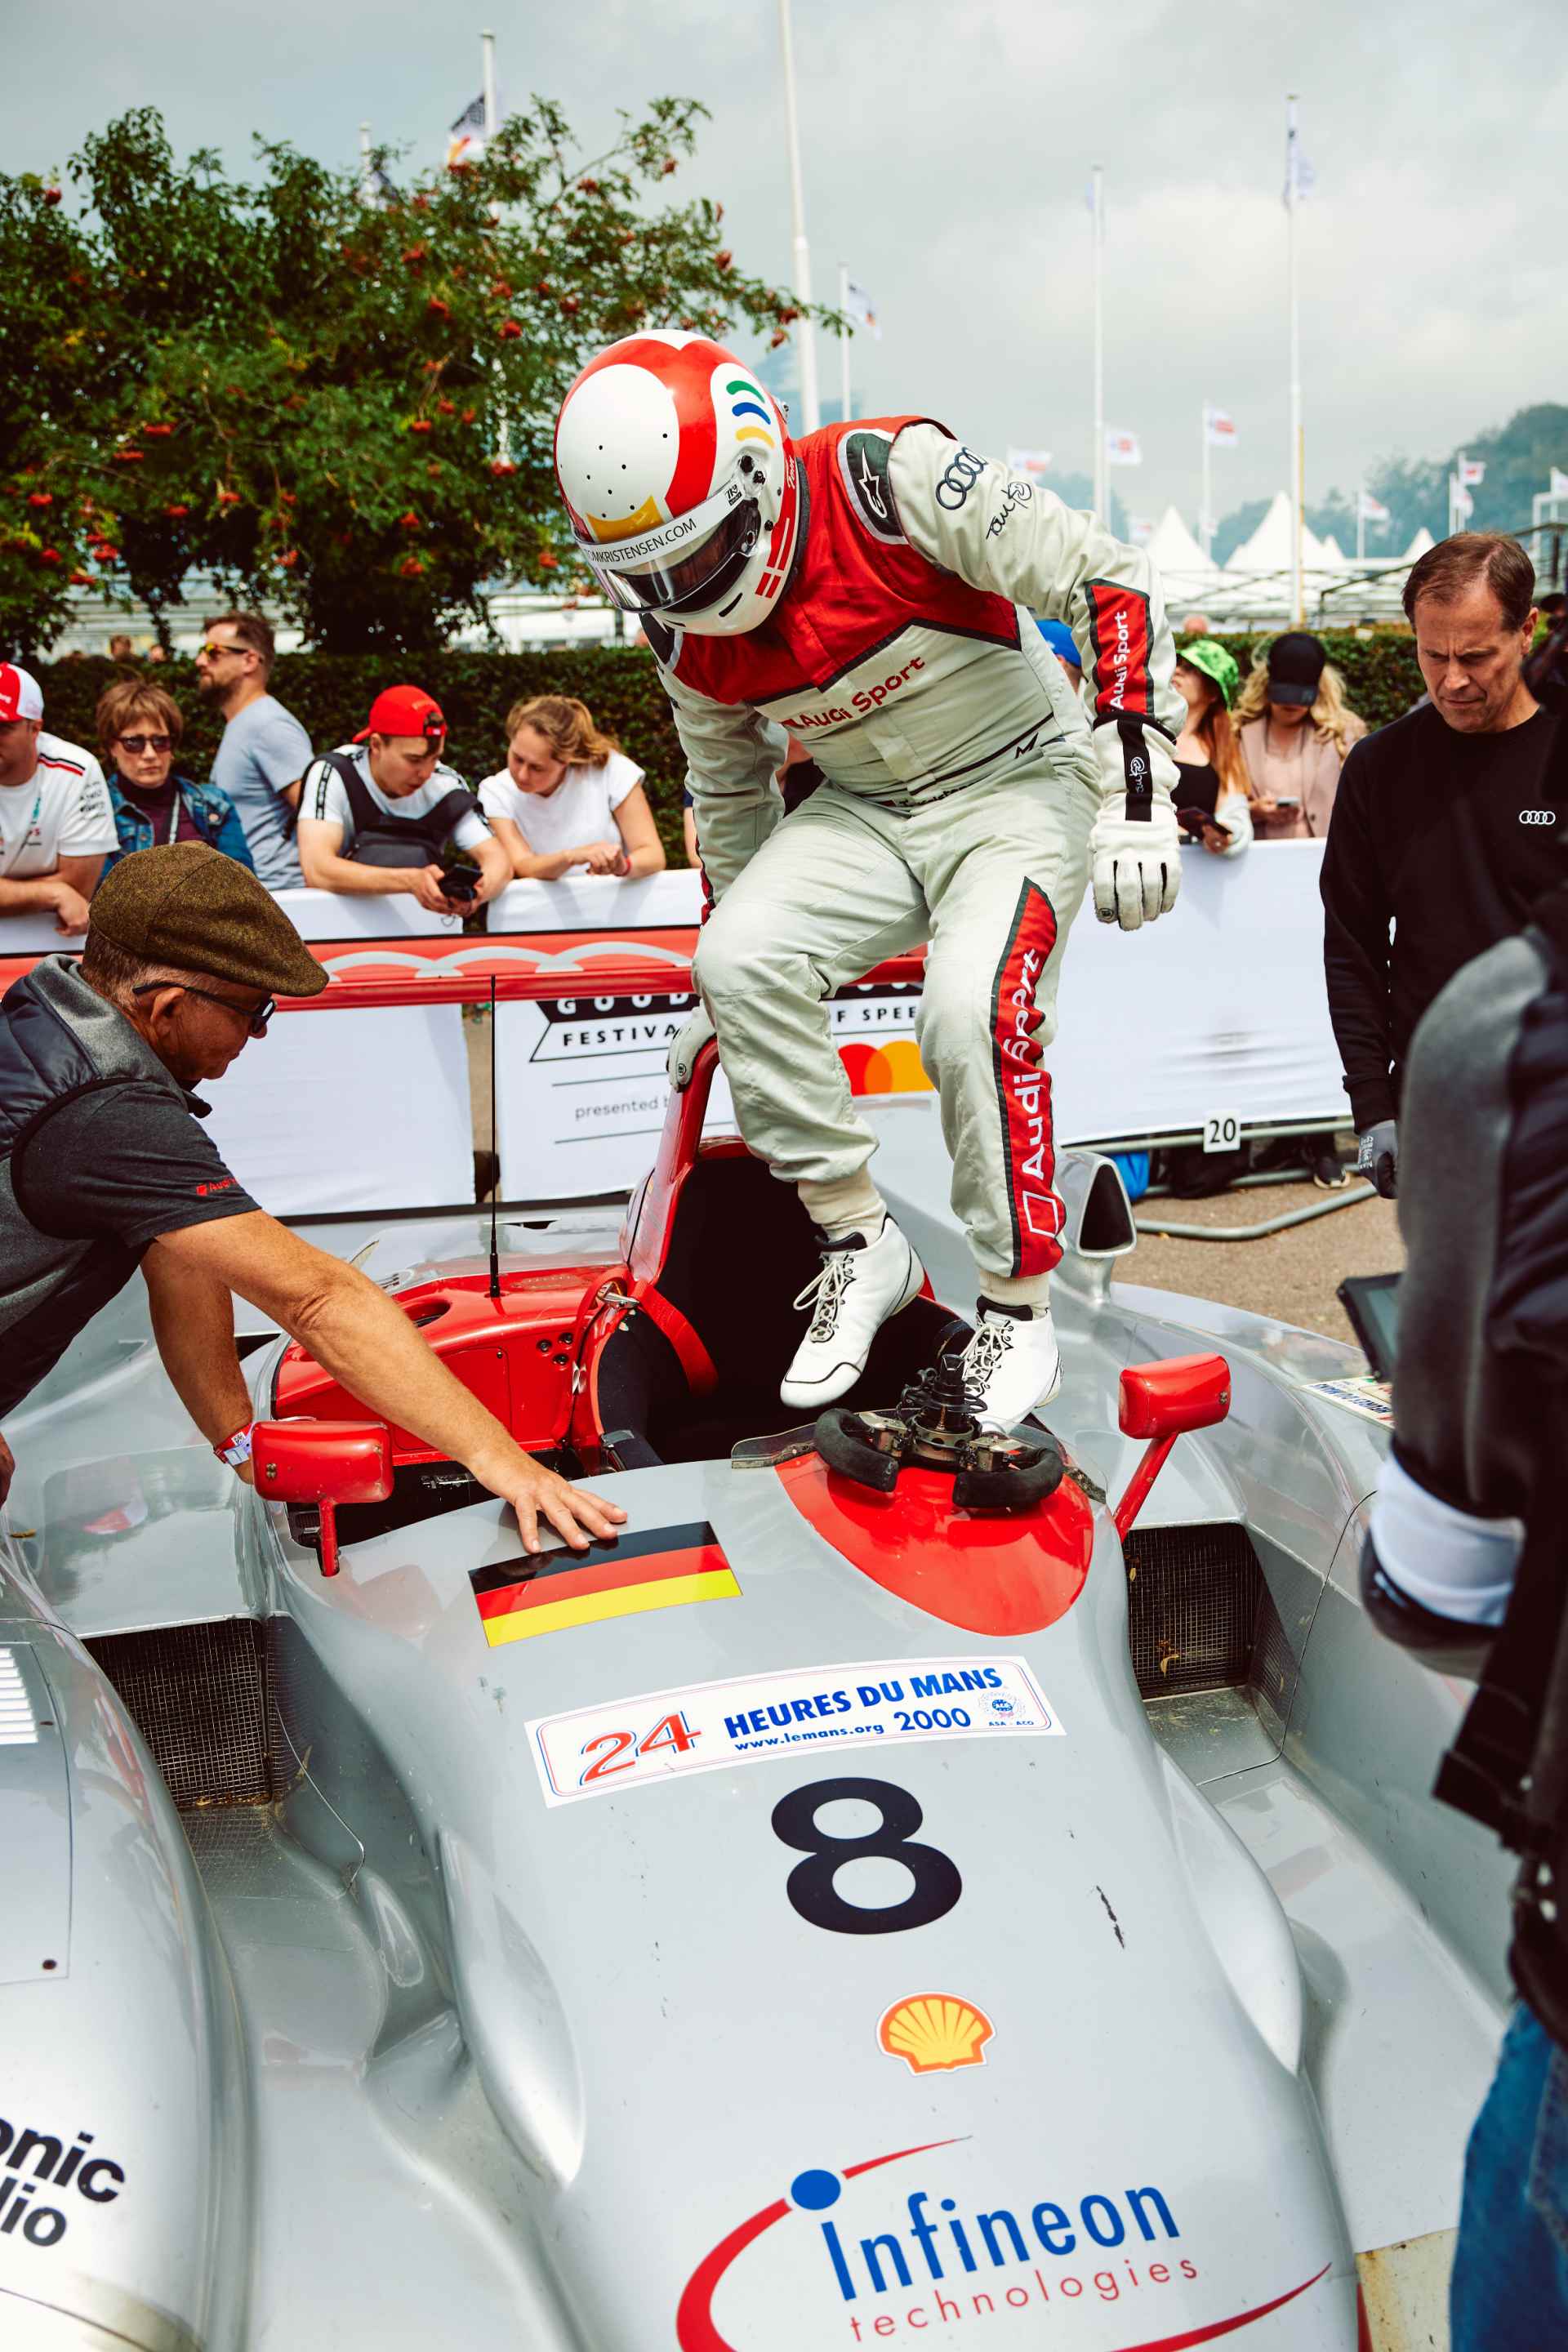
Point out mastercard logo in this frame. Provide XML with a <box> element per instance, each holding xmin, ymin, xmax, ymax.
<box><xmin>839</xmin><ymin>1038</ymin><xmax>932</xmax><ymax>1097</ymax></box>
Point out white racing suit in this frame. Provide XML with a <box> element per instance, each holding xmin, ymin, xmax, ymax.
<box><xmin>648</xmin><ymin>418</ymin><xmax>1183</xmax><ymax>1303</ymax></box>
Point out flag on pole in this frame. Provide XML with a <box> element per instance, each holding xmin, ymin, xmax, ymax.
<box><xmin>844</xmin><ymin>280</ymin><xmax>881</xmax><ymax>341</ymax></box>
<box><xmin>1203</xmin><ymin>406</ymin><xmax>1238</xmax><ymax>448</ymax></box>
<box><xmin>1458</xmin><ymin>457</ymin><xmax>1486</xmax><ymax>487</ymax></box>
<box><xmin>1284</xmin><ymin>119</ymin><xmax>1316</xmax><ymax>205</ymax></box>
<box><xmin>1005</xmin><ymin>447</ymin><xmax>1053</xmax><ymax>477</ymax></box>
<box><xmin>359</xmin><ymin>159</ymin><xmax>399</xmax><ymax>210</ymax></box>
<box><xmin>1357</xmin><ymin>488</ymin><xmax>1391</xmax><ymax>522</ymax></box>
<box><xmin>1452</xmin><ymin>479</ymin><xmax>1475</xmax><ymax>521</ymax></box>
<box><xmin>1105</xmin><ymin>428</ymin><xmax>1142</xmax><ymax>467</ymax></box>
<box><xmin>1551</xmin><ymin>466</ymin><xmax>1568</xmax><ymax>498</ymax></box>
<box><xmin>448</xmin><ymin>91</ymin><xmax>487</xmax><ymax>170</ymax></box>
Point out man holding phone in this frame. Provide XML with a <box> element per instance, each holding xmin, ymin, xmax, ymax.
<box><xmin>296</xmin><ymin>685</ymin><xmax>509</xmax><ymax>911</ymax></box>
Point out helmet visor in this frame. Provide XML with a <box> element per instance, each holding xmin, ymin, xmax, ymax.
<box><xmin>580</xmin><ymin>495</ymin><xmax>762</xmax><ymax>621</ymax></box>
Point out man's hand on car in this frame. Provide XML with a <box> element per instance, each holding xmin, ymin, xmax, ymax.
<box><xmin>480</xmin><ymin>1450</ymin><xmax>627</xmax><ymax>1554</ymax></box>
<box><xmin>1089</xmin><ymin>802</ymin><xmax>1183</xmax><ymax>931</ymax></box>
<box><xmin>1357</xmin><ymin>1120</ymin><xmax>1399</xmax><ymax>1199</ymax></box>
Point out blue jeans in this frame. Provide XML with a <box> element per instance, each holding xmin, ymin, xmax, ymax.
<box><xmin>1451</xmin><ymin>2002</ymin><xmax>1568</xmax><ymax>2350</ymax></box>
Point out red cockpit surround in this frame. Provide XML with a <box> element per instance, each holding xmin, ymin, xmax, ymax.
<box><xmin>776</xmin><ymin>1454</ymin><xmax>1094</xmax><ymax>1637</ymax></box>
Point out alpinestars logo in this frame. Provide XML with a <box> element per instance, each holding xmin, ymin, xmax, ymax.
<box><xmin>675</xmin><ymin>2138</ymin><xmax>1331</xmax><ymax>2350</ymax></box>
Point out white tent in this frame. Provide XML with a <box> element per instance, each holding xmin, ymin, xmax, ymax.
<box><xmin>1145</xmin><ymin>505</ymin><xmax>1218</xmax><ymax>582</ymax></box>
<box><xmin>1224</xmin><ymin>492</ymin><xmax>1288</xmax><ymax>572</ymax></box>
<box><xmin>1317</xmin><ymin>534</ymin><xmax>1349</xmax><ymax>570</ymax></box>
<box><xmin>1401</xmin><ymin>526</ymin><xmax>1437</xmax><ymax>561</ymax></box>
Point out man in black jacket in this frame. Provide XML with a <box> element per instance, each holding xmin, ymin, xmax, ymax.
<box><xmin>1359</xmin><ymin>610</ymin><xmax>1568</xmax><ymax>2347</ymax></box>
<box><xmin>1321</xmin><ymin>533</ymin><xmax>1561</xmax><ymax>1196</ymax></box>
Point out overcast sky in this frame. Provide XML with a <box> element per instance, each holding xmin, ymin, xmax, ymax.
<box><xmin>14</xmin><ymin>0</ymin><xmax>1567</xmax><ymax>530</ymax></box>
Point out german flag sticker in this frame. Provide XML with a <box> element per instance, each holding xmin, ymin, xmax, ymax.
<box><xmin>469</xmin><ymin>1521</ymin><xmax>739</xmax><ymax>1648</ymax></box>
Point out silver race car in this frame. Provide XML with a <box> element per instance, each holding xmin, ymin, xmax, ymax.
<box><xmin>1</xmin><ymin>1045</ymin><xmax>1504</xmax><ymax>2350</ymax></box>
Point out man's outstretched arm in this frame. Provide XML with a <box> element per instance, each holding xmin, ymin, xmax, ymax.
<box><xmin>145</xmin><ymin>1214</ymin><xmax>627</xmax><ymax>1552</ymax></box>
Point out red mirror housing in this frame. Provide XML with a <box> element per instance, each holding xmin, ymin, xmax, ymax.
<box><xmin>252</xmin><ymin>1420</ymin><xmax>394</xmax><ymax>1507</ymax></box>
<box><xmin>1118</xmin><ymin>1354</ymin><xmax>1232</xmax><ymax>1441</ymax></box>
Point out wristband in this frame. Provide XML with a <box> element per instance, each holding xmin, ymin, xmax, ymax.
<box><xmin>215</xmin><ymin>1423</ymin><xmax>254</xmax><ymax>1469</ymax></box>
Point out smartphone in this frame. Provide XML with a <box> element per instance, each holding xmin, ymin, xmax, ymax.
<box><xmin>1177</xmin><ymin>806</ymin><xmax>1227</xmax><ymax>844</ymax></box>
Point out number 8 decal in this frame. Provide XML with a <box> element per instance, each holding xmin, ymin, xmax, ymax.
<box><xmin>771</xmin><ymin>1777</ymin><xmax>961</xmax><ymax>1934</ymax></box>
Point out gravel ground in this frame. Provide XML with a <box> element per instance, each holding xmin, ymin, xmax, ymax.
<box><xmin>1120</xmin><ymin>1169</ymin><xmax>1403</xmax><ymax>1348</ymax></box>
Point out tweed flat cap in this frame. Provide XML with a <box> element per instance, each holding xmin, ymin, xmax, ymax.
<box><xmin>88</xmin><ymin>843</ymin><xmax>327</xmax><ymax>997</ymax></box>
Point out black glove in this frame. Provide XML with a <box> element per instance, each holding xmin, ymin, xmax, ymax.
<box><xmin>1356</xmin><ymin>1119</ymin><xmax>1398</xmax><ymax>1199</ymax></box>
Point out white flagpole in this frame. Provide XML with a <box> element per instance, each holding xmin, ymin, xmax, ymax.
<box><xmin>1357</xmin><ymin>485</ymin><xmax>1365</xmax><ymax>565</ymax></box>
<box><xmin>481</xmin><ymin>27</ymin><xmax>498</xmax><ymax>139</ymax></box>
<box><xmin>839</xmin><ymin>261</ymin><xmax>852</xmax><ymax>425</ymax></box>
<box><xmin>1200</xmin><ymin>403</ymin><xmax>1211</xmax><ymax>562</ymax></box>
<box><xmin>1286</xmin><ymin>95</ymin><xmax>1303</xmax><ymax>626</ymax></box>
<box><xmin>1091</xmin><ymin>165</ymin><xmax>1106</xmax><ymax>519</ymax></box>
<box><xmin>777</xmin><ymin>0</ymin><xmax>820</xmax><ymax>433</ymax></box>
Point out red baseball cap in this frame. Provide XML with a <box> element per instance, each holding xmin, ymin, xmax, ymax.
<box><xmin>356</xmin><ymin>684</ymin><xmax>446</xmax><ymax>743</ymax></box>
<box><xmin>0</xmin><ymin>663</ymin><xmax>44</xmax><ymax>724</ymax></box>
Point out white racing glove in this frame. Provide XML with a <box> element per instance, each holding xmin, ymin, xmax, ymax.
<box><xmin>1089</xmin><ymin>801</ymin><xmax>1183</xmax><ymax>931</ymax></box>
<box><xmin>666</xmin><ymin>1004</ymin><xmax>715</xmax><ymax>1089</ymax></box>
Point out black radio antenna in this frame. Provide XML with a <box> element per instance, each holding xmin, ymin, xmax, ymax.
<box><xmin>487</xmin><ymin>971</ymin><xmax>501</xmax><ymax>1301</ymax></box>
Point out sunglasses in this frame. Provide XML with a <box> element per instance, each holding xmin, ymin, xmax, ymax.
<box><xmin>131</xmin><ymin>982</ymin><xmax>275</xmax><ymax>1036</ymax></box>
<box><xmin>197</xmin><ymin>642</ymin><xmax>250</xmax><ymax>661</ymax></box>
<box><xmin>117</xmin><ymin>733</ymin><xmax>172</xmax><ymax>755</ymax></box>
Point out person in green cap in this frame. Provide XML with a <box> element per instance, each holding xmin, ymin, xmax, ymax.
<box><xmin>0</xmin><ymin>841</ymin><xmax>625</xmax><ymax>1554</ymax></box>
<box><xmin>1171</xmin><ymin>639</ymin><xmax>1254</xmax><ymax>858</ymax></box>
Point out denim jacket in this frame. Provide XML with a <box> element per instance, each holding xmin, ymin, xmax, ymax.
<box><xmin>105</xmin><ymin>771</ymin><xmax>256</xmax><ymax>871</ymax></box>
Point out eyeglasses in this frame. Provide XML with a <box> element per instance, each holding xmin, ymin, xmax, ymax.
<box><xmin>131</xmin><ymin>982</ymin><xmax>274</xmax><ymax>1036</ymax></box>
<box><xmin>197</xmin><ymin>642</ymin><xmax>249</xmax><ymax>662</ymax></box>
<box><xmin>117</xmin><ymin>733</ymin><xmax>172</xmax><ymax>755</ymax></box>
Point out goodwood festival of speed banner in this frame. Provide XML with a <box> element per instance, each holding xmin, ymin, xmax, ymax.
<box><xmin>0</xmin><ymin>850</ymin><xmax>1344</xmax><ymax>1214</ymax></box>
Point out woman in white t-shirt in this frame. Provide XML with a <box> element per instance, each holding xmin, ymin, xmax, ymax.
<box><xmin>478</xmin><ymin>697</ymin><xmax>666</xmax><ymax>881</ymax></box>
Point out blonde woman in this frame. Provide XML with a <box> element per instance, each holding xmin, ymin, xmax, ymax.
<box><xmin>1170</xmin><ymin>640</ymin><xmax>1253</xmax><ymax>858</ymax></box>
<box><xmin>1234</xmin><ymin>633</ymin><xmax>1366</xmax><ymax>840</ymax></box>
<box><xmin>479</xmin><ymin>696</ymin><xmax>666</xmax><ymax>880</ymax></box>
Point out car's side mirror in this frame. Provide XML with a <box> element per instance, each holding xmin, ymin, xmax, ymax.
<box><xmin>252</xmin><ymin>1419</ymin><xmax>394</xmax><ymax>1578</ymax></box>
<box><xmin>1112</xmin><ymin>1354</ymin><xmax>1231</xmax><ymax>1539</ymax></box>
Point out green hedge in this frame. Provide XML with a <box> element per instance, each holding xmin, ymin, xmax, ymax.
<box><xmin>33</xmin><ymin>629</ymin><xmax>1425</xmax><ymax>865</ymax></box>
<box><xmin>33</xmin><ymin>648</ymin><xmax>696</xmax><ymax>862</ymax></box>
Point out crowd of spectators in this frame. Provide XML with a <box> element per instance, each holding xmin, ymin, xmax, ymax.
<box><xmin>0</xmin><ymin>612</ymin><xmax>669</xmax><ymax>929</ymax></box>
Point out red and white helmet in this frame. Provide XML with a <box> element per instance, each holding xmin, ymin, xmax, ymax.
<box><xmin>555</xmin><ymin>333</ymin><xmax>800</xmax><ymax>637</ymax></box>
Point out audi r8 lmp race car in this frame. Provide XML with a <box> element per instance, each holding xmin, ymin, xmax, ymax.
<box><xmin>1</xmin><ymin>1040</ymin><xmax>1506</xmax><ymax>2352</ymax></box>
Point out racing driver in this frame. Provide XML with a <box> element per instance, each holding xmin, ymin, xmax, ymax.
<box><xmin>555</xmin><ymin>334</ymin><xmax>1183</xmax><ymax>1427</ymax></box>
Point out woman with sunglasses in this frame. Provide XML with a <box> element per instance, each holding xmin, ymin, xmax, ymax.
<box><xmin>96</xmin><ymin>679</ymin><xmax>254</xmax><ymax>874</ymax></box>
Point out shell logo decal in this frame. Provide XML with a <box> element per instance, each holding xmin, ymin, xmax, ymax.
<box><xmin>878</xmin><ymin>1993</ymin><xmax>995</xmax><ymax>2074</ymax></box>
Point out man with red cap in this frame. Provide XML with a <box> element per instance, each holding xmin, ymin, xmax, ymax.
<box><xmin>297</xmin><ymin>684</ymin><xmax>509</xmax><ymax>910</ymax></box>
<box><xmin>0</xmin><ymin>662</ymin><xmax>116</xmax><ymax>934</ymax></box>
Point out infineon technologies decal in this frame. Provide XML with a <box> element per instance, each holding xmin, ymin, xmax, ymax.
<box><xmin>527</xmin><ymin>1655</ymin><xmax>1060</xmax><ymax>1804</ymax></box>
<box><xmin>470</xmin><ymin>1521</ymin><xmax>738</xmax><ymax>1648</ymax></box>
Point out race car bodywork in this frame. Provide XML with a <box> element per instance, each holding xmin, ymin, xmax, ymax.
<box><xmin>0</xmin><ymin>1048</ymin><xmax>1506</xmax><ymax>2350</ymax></box>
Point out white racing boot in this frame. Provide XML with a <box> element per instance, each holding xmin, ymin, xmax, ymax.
<box><xmin>958</xmin><ymin>1298</ymin><xmax>1062</xmax><ymax>1430</ymax></box>
<box><xmin>781</xmin><ymin>1218</ymin><xmax>925</xmax><ymax>1411</ymax></box>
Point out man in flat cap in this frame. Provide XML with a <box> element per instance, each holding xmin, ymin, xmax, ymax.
<box><xmin>0</xmin><ymin>842</ymin><xmax>623</xmax><ymax>1552</ymax></box>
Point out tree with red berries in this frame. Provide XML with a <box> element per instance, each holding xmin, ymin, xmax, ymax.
<box><xmin>0</xmin><ymin>107</ymin><xmax>828</xmax><ymax>654</ymax></box>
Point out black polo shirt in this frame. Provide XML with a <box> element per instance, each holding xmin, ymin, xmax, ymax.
<box><xmin>0</xmin><ymin>959</ymin><xmax>259</xmax><ymax>1418</ymax></box>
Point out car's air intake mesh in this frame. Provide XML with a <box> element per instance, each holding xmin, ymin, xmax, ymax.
<box><xmin>1121</xmin><ymin>1522</ymin><xmax>1263</xmax><ymax>1698</ymax></box>
<box><xmin>87</xmin><ymin>1619</ymin><xmax>273</xmax><ymax>1811</ymax></box>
